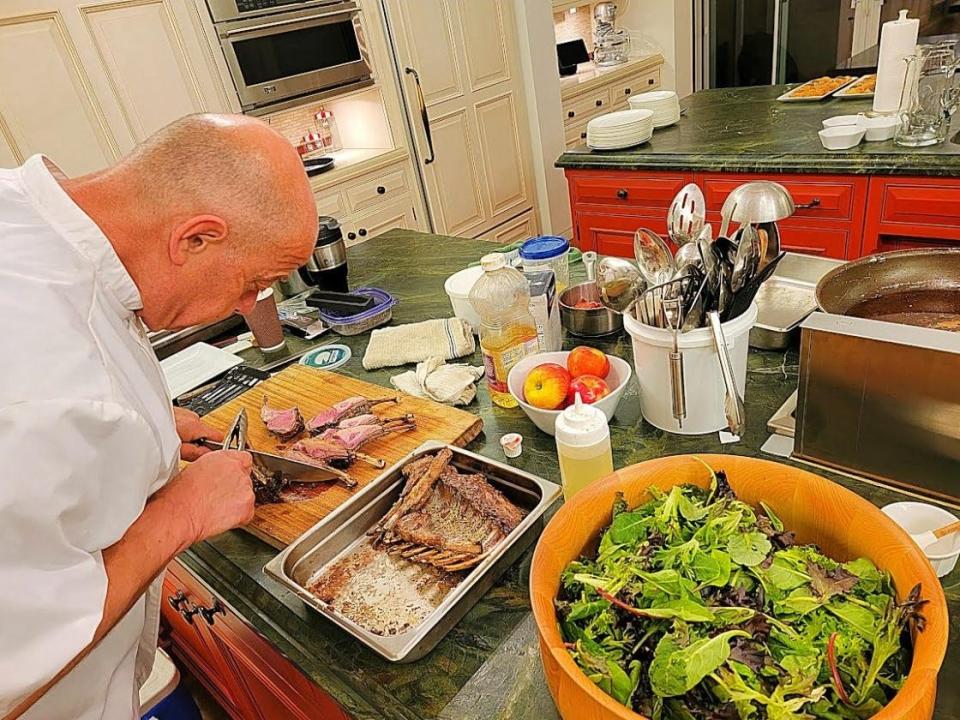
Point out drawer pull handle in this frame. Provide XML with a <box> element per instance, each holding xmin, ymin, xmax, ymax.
<box><xmin>200</xmin><ymin>600</ymin><xmax>226</xmax><ymax>626</ymax></box>
<box><xmin>358</xmin><ymin>228</ymin><xmax>368</xmax><ymax>237</ymax></box>
<box><xmin>580</xmin><ymin>132</ymin><xmax>587</xmax><ymax>139</ymax></box>
<box><xmin>376</xmin><ymin>185</ymin><xmax>386</xmax><ymax>195</ymax></box>
<box><xmin>796</xmin><ymin>198</ymin><xmax>821</xmax><ymax>210</ymax></box>
<box><xmin>617</xmin><ymin>189</ymin><xmax>628</xmax><ymax>200</ymax></box>
<box><xmin>180</xmin><ymin>603</ymin><xmax>201</xmax><ymax>625</ymax></box>
<box><xmin>624</xmin><ymin>88</ymin><xmax>632</xmax><ymax>95</ymax></box>
<box><xmin>347</xmin><ymin>231</ymin><xmax>357</xmax><ymax>240</ymax></box>
<box><xmin>167</xmin><ymin>591</ymin><xmax>188</xmax><ymax>612</ymax></box>
<box><xmin>595</xmin><ymin>99</ymin><xmax>603</xmax><ymax>107</ymax></box>
<box><xmin>648</xmin><ymin>78</ymin><xmax>655</xmax><ymax>85</ymax></box>
<box><xmin>568</xmin><ymin>110</ymin><xmax>576</xmax><ymax>118</ymax></box>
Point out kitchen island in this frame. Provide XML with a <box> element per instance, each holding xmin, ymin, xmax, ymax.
<box><xmin>557</xmin><ymin>85</ymin><xmax>960</xmax><ymax>259</ymax></box>
<box><xmin>167</xmin><ymin>230</ymin><xmax>959</xmax><ymax>720</ymax></box>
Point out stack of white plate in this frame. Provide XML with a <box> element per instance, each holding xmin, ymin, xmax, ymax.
<box><xmin>586</xmin><ymin>109</ymin><xmax>654</xmax><ymax>150</ymax></box>
<box><xmin>628</xmin><ymin>90</ymin><xmax>681</xmax><ymax>128</ymax></box>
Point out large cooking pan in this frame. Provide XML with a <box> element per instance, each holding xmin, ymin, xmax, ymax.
<box><xmin>816</xmin><ymin>248</ymin><xmax>960</xmax><ymax>331</ymax></box>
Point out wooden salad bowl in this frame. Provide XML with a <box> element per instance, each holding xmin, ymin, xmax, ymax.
<box><xmin>529</xmin><ymin>454</ymin><xmax>948</xmax><ymax>720</ymax></box>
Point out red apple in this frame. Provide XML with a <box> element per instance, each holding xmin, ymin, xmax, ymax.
<box><xmin>523</xmin><ymin>363</ymin><xmax>572</xmax><ymax>410</ymax></box>
<box><xmin>567</xmin><ymin>375</ymin><xmax>612</xmax><ymax>405</ymax></box>
<box><xmin>567</xmin><ymin>346</ymin><xmax>610</xmax><ymax>379</ymax></box>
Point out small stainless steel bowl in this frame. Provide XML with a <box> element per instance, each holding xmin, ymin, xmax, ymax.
<box><xmin>559</xmin><ymin>282</ymin><xmax>623</xmax><ymax>337</ymax></box>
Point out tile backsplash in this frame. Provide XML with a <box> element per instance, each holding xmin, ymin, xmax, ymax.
<box><xmin>554</xmin><ymin>5</ymin><xmax>594</xmax><ymax>52</ymax></box>
<box><xmin>262</xmin><ymin>100</ymin><xmax>328</xmax><ymax>149</ymax></box>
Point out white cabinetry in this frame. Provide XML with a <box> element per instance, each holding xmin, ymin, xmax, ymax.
<box><xmin>0</xmin><ymin>0</ymin><xmax>232</xmax><ymax>174</ymax></box>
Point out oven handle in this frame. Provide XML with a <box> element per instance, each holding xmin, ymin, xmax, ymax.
<box><xmin>405</xmin><ymin>67</ymin><xmax>435</xmax><ymax>165</ymax></box>
<box><xmin>222</xmin><ymin>9</ymin><xmax>353</xmax><ymax>37</ymax></box>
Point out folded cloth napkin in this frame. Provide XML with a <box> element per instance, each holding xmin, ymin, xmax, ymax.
<box><xmin>390</xmin><ymin>356</ymin><xmax>485</xmax><ymax>406</ymax></box>
<box><xmin>362</xmin><ymin>317</ymin><xmax>476</xmax><ymax>370</ymax></box>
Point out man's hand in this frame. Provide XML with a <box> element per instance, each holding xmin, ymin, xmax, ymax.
<box><xmin>173</xmin><ymin>406</ymin><xmax>225</xmax><ymax>461</ymax></box>
<box><xmin>161</xmin><ymin>450</ymin><xmax>256</xmax><ymax>545</ymax></box>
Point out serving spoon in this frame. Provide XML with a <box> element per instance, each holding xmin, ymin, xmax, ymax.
<box><xmin>911</xmin><ymin>519</ymin><xmax>960</xmax><ymax>551</ymax></box>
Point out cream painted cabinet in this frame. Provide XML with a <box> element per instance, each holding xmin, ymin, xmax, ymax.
<box><xmin>384</xmin><ymin>0</ymin><xmax>535</xmax><ymax>239</ymax></box>
<box><xmin>0</xmin><ymin>0</ymin><xmax>233</xmax><ymax>174</ymax></box>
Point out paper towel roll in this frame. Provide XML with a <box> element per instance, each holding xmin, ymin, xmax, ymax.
<box><xmin>873</xmin><ymin>10</ymin><xmax>919</xmax><ymax>114</ymax></box>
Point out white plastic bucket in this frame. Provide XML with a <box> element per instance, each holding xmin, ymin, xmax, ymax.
<box><xmin>623</xmin><ymin>303</ymin><xmax>758</xmax><ymax>435</ymax></box>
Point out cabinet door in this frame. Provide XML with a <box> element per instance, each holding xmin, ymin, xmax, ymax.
<box><xmin>574</xmin><ymin>211</ymin><xmax>671</xmax><ymax>257</ymax></box>
<box><xmin>387</xmin><ymin>0</ymin><xmax>534</xmax><ymax>238</ymax></box>
<box><xmin>480</xmin><ymin>208</ymin><xmax>538</xmax><ymax>244</ymax></box>
<box><xmin>344</xmin><ymin>196</ymin><xmax>421</xmax><ymax>245</ymax></box>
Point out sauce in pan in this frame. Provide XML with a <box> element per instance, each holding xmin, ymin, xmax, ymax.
<box><xmin>846</xmin><ymin>289</ymin><xmax>960</xmax><ymax>331</ymax></box>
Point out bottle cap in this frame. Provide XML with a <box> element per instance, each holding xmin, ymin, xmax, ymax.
<box><xmin>480</xmin><ymin>253</ymin><xmax>507</xmax><ymax>272</ymax></box>
<box><xmin>555</xmin><ymin>393</ymin><xmax>609</xmax><ymax>446</ymax></box>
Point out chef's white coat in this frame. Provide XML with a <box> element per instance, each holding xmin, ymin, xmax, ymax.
<box><xmin>0</xmin><ymin>155</ymin><xmax>181</xmax><ymax>719</ymax></box>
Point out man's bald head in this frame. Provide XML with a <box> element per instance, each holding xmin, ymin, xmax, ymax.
<box><xmin>64</xmin><ymin>113</ymin><xmax>319</xmax><ymax>331</ymax></box>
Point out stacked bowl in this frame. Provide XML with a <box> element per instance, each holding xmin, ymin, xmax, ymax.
<box><xmin>627</xmin><ymin>90</ymin><xmax>681</xmax><ymax>128</ymax></box>
<box><xmin>586</xmin><ymin>109</ymin><xmax>654</xmax><ymax>150</ymax></box>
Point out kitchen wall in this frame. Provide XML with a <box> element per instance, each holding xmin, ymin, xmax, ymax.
<box><xmin>553</xmin><ymin>5</ymin><xmax>595</xmax><ymax>51</ymax></box>
<box><xmin>619</xmin><ymin>0</ymin><xmax>694</xmax><ymax>97</ymax></box>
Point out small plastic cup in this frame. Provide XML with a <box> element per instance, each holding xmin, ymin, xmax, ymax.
<box><xmin>242</xmin><ymin>288</ymin><xmax>286</xmax><ymax>353</ymax></box>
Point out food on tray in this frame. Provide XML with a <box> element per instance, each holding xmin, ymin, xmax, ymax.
<box><xmin>305</xmin><ymin>395</ymin><xmax>398</xmax><ymax>434</ymax></box>
<box><xmin>843</xmin><ymin>74</ymin><xmax>877</xmax><ymax>95</ymax></box>
<box><xmin>567</xmin><ymin>346</ymin><xmax>610</xmax><ymax>379</ymax></box>
<box><xmin>567</xmin><ymin>374</ymin><xmax>611</xmax><ymax>405</ymax></box>
<box><xmin>574</xmin><ymin>299</ymin><xmax>604</xmax><ymax>310</ymax></box>
<box><xmin>307</xmin><ymin>449</ymin><xmax>526</xmax><ymax>636</ymax></box>
<box><xmin>524</xmin><ymin>363</ymin><xmax>572</xmax><ymax>410</ymax></box>
<box><xmin>556</xmin><ymin>467</ymin><xmax>926</xmax><ymax>719</ymax></box>
<box><xmin>260</xmin><ymin>395</ymin><xmax>304</xmax><ymax>440</ymax></box>
<box><xmin>785</xmin><ymin>76</ymin><xmax>855</xmax><ymax>99</ymax></box>
<box><xmin>289</xmin><ymin>413</ymin><xmax>415</xmax><ymax>469</ymax></box>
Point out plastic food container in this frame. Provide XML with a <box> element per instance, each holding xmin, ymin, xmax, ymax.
<box><xmin>444</xmin><ymin>265</ymin><xmax>485</xmax><ymax>333</ymax></box>
<box><xmin>314</xmin><ymin>287</ymin><xmax>396</xmax><ymax>336</ymax></box>
<box><xmin>624</xmin><ymin>303</ymin><xmax>758</xmax><ymax>435</ymax></box>
<box><xmin>520</xmin><ymin>236</ymin><xmax>570</xmax><ymax>292</ymax></box>
<box><xmin>882</xmin><ymin>502</ymin><xmax>960</xmax><ymax>578</ymax></box>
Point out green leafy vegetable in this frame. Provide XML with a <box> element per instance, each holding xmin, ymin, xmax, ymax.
<box><xmin>727</xmin><ymin>532</ymin><xmax>773</xmax><ymax>567</ymax></box>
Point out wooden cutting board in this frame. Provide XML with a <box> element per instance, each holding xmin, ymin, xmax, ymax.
<box><xmin>202</xmin><ymin>364</ymin><xmax>483</xmax><ymax>547</ymax></box>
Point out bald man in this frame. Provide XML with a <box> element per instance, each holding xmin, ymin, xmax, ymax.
<box><xmin>0</xmin><ymin>114</ymin><xmax>318</xmax><ymax>719</ymax></box>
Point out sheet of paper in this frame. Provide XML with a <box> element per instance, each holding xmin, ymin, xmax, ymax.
<box><xmin>761</xmin><ymin>433</ymin><xmax>795</xmax><ymax>458</ymax></box>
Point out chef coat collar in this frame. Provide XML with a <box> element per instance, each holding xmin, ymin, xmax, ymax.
<box><xmin>20</xmin><ymin>154</ymin><xmax>143</xmax><ymax>314</ymax></box>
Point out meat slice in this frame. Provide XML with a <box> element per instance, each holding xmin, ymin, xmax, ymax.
<box><xmin>439</xmin><ymin>468</ymin><xmax>523</xmax><ymax>534</ymax></box>
<box><xmin>305</xmin><ymin>396</ymin><xmax>398</xmax><ymax>434</ymax></box>
<box><xmin>288</xmin><ymin>436</ymin><xmax>352</xmax><ymax>468</ymax></box>
<box><xmin>260</xmin><ymin>396</ymin><xmax>304</xmax><ymax>441</ymax></box>
<box><xmin>376</xmin><ymin>449</ymin><xmax>453</xmax><ymax>533</ymax></box>
<box><xmin>318</xmin><ymin>420</ymin><xmax>415</xmax><ymax>451</ymax></box>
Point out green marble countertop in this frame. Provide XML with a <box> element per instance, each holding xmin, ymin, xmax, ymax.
<box><xmin>182</xmin><ymin>230</ymin><xmax>958</xmax><ymax>720</ymax></box>
<box><xmin>557</xmin><ymin>84</ymin><xmax>960</xmax><ymax>175</ymax></box>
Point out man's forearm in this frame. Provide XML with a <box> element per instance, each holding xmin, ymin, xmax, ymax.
<box><xmin>4</xmin><ymin>483</ymin><xmax>195</xmax><ymax>720</ymax></box>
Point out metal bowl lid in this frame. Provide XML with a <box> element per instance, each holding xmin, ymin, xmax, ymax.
<box><xmin>520</xmin><ymin>236</ymin><xmax>570</xmax><ymax>260</ymax></box>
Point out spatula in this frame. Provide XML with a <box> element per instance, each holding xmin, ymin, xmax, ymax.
<box><xmin>911</xmin><ymin>519</ymin><xmax>960</xmax><ymax>551</ymax></box>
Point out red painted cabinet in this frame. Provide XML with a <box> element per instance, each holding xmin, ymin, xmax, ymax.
<box><xmin>161</xmin><ymin>560</ymin><xmax>351</xmax><ymax>720</ymax></box>
<box><xmin>565</xmin><ymin>168</ymin><xmax>959</xmax><ymax>260</ymax></box>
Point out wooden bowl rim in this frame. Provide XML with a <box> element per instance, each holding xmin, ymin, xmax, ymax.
<box><xmin>530</xmin><ymin>454</ymin><xmax>949</xmax><ymax>720</ymax></box>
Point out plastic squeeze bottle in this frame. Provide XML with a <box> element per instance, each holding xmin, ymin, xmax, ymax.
<box><xmin>468</xmin><ymin>253</ymin><xmax>540</xmax><ymax>408</ymax></box>
<box><xmin>555</xmin><ymin>393</ymin><xmax>614</xmax><ymax>500</ymax></box>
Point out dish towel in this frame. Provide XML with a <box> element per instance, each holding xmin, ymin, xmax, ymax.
<box><xmin>362</xmin><ymin>317</ymin><xmax>476</xmax><ymax>370</ymax></box>
<box><xmin>390</xmin><ymin>356</ymin><xmax>485</xmax><ymax>406</ymax></box>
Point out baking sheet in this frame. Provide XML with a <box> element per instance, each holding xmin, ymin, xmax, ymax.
<box><xmin>834</xmin><ymin>75</ymin><xmax>876</xmax><ymax>99</ymax></box>
<box><xmin>264</xmin><ymin>441</ymin><xmax>561</xmax><ymax>662</ymax></box>
<box><xmin>777</xmin><ymin>76</ymin><xmax>857</xmax><ymax>102</ymax></box>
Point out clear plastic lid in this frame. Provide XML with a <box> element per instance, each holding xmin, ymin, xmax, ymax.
<box><xmin>555</xmin><ymin>393</ymin><xmax>610</xmax><ymax>447</ymax></box>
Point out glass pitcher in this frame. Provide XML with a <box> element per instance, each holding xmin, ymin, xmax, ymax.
<box><xmin>895</xmin><ymin>42</ymin><xmax>960</xmax><ymax>147</ymax></box>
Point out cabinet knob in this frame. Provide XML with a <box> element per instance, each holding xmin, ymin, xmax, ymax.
<box><xmin>358</xmin><ymin>228</ymin><xmax>368</xmax><ymax>237</ymax></box>
<box><xmin>347</xmin><ymin>231</ymin><xmax>357</xmax><ymax>240</ymax></box>
<box><xmin>200</xmin><ymin>600</ymin><xmax>226</xmax><ymax>626</ymax></box>
<box><xmin>580</xmin><ymin>131</ymin><xmax>587</xmax><ymax>139</ymax></box>
<box><xmin>616</xmin><ymin>189</ymin><xmax>628</xmax><ymax>200</ymax></box>
<box><xmin>180</xmin><ymin>604</ymin><xmax>201</xmax><ymax>625</ymax></box>
<box><xmin>624</xmin><ymin>88</ymin><xmax>632</xmax><ymax>95</ymax></box>
<box><xmin>376</xmin><ymin>185</ymin><xmax>386</xmax><ymax>195</ymax></box>
<box><xmin>595</xmin><ymin>99</ymin><xmax>603</xmax><ymax>107</ymax></box>
<box><xmin>648</xmin><ymin>78</ymin><xmax>655</xmax><ymax>85</ymax></box>
<box><xmin>567</xmin><ymin>110</ymin><xmax>575</xmax><ymax>118</ymax></box>
<box><xmin>168</xmin><ymin>591</ymin><xmax>188</xmax><ymax>612</ymax></box>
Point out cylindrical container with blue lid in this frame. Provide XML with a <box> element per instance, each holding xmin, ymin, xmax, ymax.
<box><xmin>519</xmin><ymin>236</ymin><xmax>570</xmax><ymax>291</ymax></box>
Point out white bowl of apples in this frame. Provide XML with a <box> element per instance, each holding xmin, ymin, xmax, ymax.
<box><xmin>506</xmin><ymin>347</ymin><xmax>632</xmax><ymax>436</ymax></box>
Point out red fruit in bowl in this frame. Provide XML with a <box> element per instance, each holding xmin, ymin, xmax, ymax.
<box><xmin>567</xmin><ymin>375</ymin><xmax>612</xmax><ymax>405</ymax></box>
<box><xmin>523</xmin><ymin>363</ymin><xmax>572</xmax><ymax>410</ymax></box>
<box><xmin>567</xmin><ymin>346</ymin><xmax>610</xmax><ymax>380</ymax></box>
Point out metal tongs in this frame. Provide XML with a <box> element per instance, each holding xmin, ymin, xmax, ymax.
<box><xmin>203</xmin><ymin>409</ymin><xmax>356</xmax><ymax>488</ymax></box>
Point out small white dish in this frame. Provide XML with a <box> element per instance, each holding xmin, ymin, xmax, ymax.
<box><xmin>822</xmin><ymin>114</ymin><xmax>863</xmax><ymax>129</ymax></box>
<box><xmin>160</xmin><ymin>342</ymin><xmax>244</xmax><ymax>399</ymax></box>
<box><xmin>860</xmin><ymin>114</ymin><xmax>899</xmax><ymax>142</ymax></box>
<box><xmin>882</xmin><ymin>502</ymin><xmax>960</xmax><ymax>578</ymax></box>
<box><xmin>818</xmin><ymin>126</ymin><xmax>865</xmax><ymax>150</ymax></box>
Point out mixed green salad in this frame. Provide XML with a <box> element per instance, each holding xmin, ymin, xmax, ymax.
<box><xmin>556</xmin><ymin>465</ymin><xmax>927</xmax><ymax>720</ymax></box>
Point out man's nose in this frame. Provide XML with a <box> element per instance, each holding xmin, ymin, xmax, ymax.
<box><xmin>236</xmin><ymin>290</ymin><xmax>258</xmax><ymax>315</ymax></box>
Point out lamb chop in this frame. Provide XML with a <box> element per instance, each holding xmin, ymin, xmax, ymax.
<box><xmin>337</xmin><ymin>412</ymin><xmax>416</xmax><ymax>429</ymax></box>
<box><xmin>318</xmin><ymin>418</ymin><xmax>416</xmax><ymax>450</ymax></box>
<box><xmin>288</xmin><ymin>436</ymin><xmax>386</xmax><ymax>470</ymax></box>
<box><xmin>282</xmin><ymin>449</ymin><xmax>357</xmax><ymax>488</ymax></box>
<box><xmin>305</xmin><ymin>396</ymin><xmax>398</xmax><ymax>434</ymax></box>
<box><xmin>260</xmin><ymin>396</ymin><xmax>305</xmax><ymax>441</ymax></box>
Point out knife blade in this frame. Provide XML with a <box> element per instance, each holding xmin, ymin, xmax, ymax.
<box><xmin>196</xmin><ymin>438</ymin><xmax>356</xmax><ymax>487</ymax></box>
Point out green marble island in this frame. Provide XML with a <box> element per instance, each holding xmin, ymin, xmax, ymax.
<box><xmin>182</xmin><ymin>230</ymin><xmax>959</xmax><ymax>720</ymax></box>
<box><xmin>556</xmin><ymin>85</ymin><xmax>960</xmax><ymax>175</ymax></box>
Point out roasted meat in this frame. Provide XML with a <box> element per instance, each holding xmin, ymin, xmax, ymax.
<box><xmin>305</xmin><ymin>396</ymin><xmax>398</xmax><ymax>434</ymax></box>
<box><xmin>439</xmin><ymin>468</ymin><xmax>523</xmax><ymax>534</ymax></box>
<box><xmin>283</xmin><ymin>449</ymin><xmax>357</xmax><ymax>488</ymax></box>
<box><xmin>337</xmin><ymin>413</ymin><xmax>416</xmax><ymax>429</ymax></box>
<box><xmin>318</xmin><ymin>419</ymin><xmax>416</xmax><ymax>451</ymax></box>
<box><xmin>260</xmin><ymin>396</ymin><xmax>305</xmax><ymax>440</ymax></box>
<box><xmin>288</xmin><ymin>436</ymin><xmax>354</xmax><ymax>468</ymax></box>
<box><xmin>252</xmin><ymin>465</ymin><xmax>287</xmax><ymax>504</ymax></box>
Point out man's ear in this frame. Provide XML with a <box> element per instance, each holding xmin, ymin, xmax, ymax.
<box><xmin>168</xmin><ymin>215</ymin><xmax>228</xmax><ymax>266</ymax></box>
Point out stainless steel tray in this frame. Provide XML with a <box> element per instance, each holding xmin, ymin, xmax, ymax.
<box><xmin>264</xmin><ymin>440</ymin><xmax>561</xmax><ymax>662</ymax></box>
<box><xmin>750</xmin><ymin>253</ymin><xmax>845</xmax><ymax>350</ymax></box>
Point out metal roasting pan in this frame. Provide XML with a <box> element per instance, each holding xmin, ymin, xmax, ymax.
<box><xmin>264</xmin><ymin>440</ymin><xmax>561</xmax><ymax>662</ymax></box>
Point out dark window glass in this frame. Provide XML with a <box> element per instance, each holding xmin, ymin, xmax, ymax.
<box><xmin>233</xmin><ymin>21</ymin><xmax>360</xmax><ymax>86</ymax></box>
